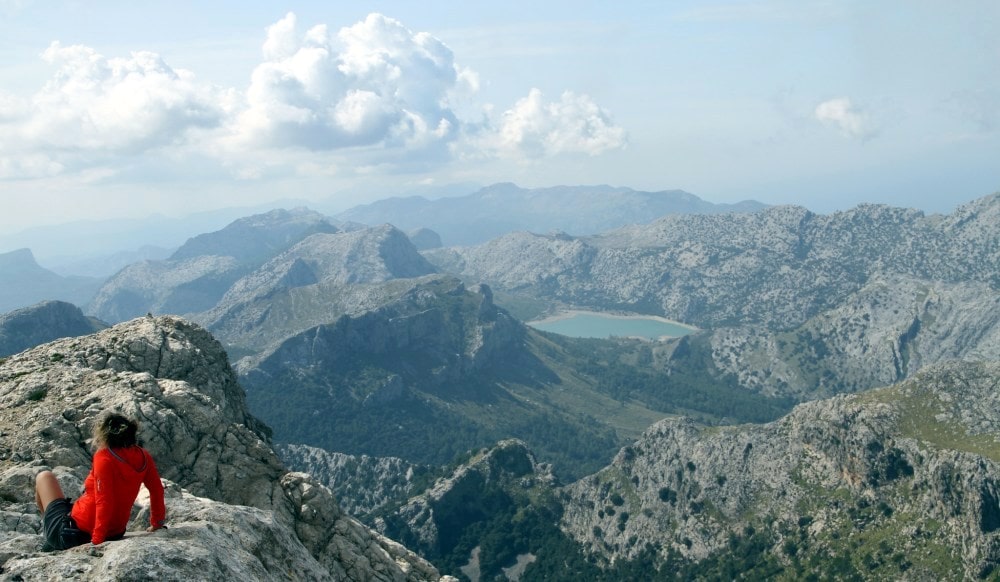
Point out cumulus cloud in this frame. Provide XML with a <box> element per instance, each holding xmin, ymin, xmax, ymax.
<box><xmin>230</xmin><ymin>12</ymin><xmax>626</xmax><ymax>166</ymax></box>
<box><xmin>230</xmin><ymin>12</ymin><xmax>464</xmax><ymax>154</ymax></box>
<box><xmin>486</xmin><ymin>88</ymin><xmax>627</xmax><ymax>157</ymax></box>
<box><xmin>814</xmin><ymin>97</ymin><xmax>877</xmax><ymax>140</ymax></box>
<box><xmin>0</xmin><ymin>42</ymin><xmax>226</xmax><ymax>178</ymax></box>
<box><xmin>1</xmin><ymin>12</ymin><xmax>628</xmax><ymax>182</ymax></box>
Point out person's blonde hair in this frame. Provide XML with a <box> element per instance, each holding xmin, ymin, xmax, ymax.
<box><xmin>92</xmin><ymin>410</ymin><xmax>139</xmax><ymax>449</ymax></box>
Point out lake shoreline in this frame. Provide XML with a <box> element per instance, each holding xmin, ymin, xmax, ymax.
<box><xmin>527</xmin><ymin>309</ymin><xmax>699</xmax><ymax>331</ymax></box>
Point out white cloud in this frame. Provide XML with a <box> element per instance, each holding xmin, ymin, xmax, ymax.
<box><xmin>230</xmin><ymin>12</ymin><xmax>462</xmax><ymax>154</ymax></box>
<box><xmin>0</xmin><ymin>42</ymin><xmax>226</xmax><ymax>178</ymax></box>
<box><xmin>489</xmin><ymin>88</ymin><xmax>627</xmax><ymax>157</ymax></box>
<box><xmin>1</xmin><ymin>12</ymin><xmax>628</xmax><ymax>183</ymax></box>
<box><xmin>0</xmin><ymin>153</ymin><xmax>62</xmax><ymax>179</ymax></box>
<box><xmin>814</xmin><ymin>97</ymin><xmax>877</xmax><ymax>141</ymax></box>
<box><xmin>230</xmin><ymin>13</ymin><xmax>626</xmax><ymax>167</ymax></box>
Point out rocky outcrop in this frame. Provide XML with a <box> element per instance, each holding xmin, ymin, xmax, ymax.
<box><xmin>278</xmin><ymin>444</ymin><xmax>428</xmax><ymax>519</ymax></box>
<box><xmin>560</xmin><ymin>360</ymin><xmax>1000</xmax><ymax>579</ymax></box>
<box><xmin>0</xmin><ymin>301</ymin><xmax>106</xmax><ymax>357</ymax></box>
<box><xmin>200</xmin><ymin>225</ymin><xmax>439</xmax><ymax>351</ymax></box>
<box><xmin>338</xmin><ymin>183</ymin><xmax>765</xmax><ymax>246</ymax></box>
<box><xmin>706</xmin><ymin>274</ymin><xmax>1000</xmax><ymax>398</ymax></box>
<box><xmin>375</xmin><ymin>440</ymin><xmax>556</xmax><ymax>560</ymax></box>
<box><xmin>426</xmin><ymin>193</ymin><xmax>999</xmax><ymax>330</ymax></box>
<box><xmin>0</xmin><ymin>316</ymin><xmax>447</xmax><ymax>581</ymax></box>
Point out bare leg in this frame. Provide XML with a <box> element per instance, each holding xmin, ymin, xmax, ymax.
<box><xmin>35</xmin><ymin>471</ymin><xmax>65</xmax><ymax>514</ymax></box>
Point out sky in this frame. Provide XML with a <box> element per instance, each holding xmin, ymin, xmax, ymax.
<box><xmin>1</xmin><ymin>0</ymin><xmax>998</xmax><ymax>234</ymax></box>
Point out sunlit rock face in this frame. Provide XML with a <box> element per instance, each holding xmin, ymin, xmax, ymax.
<box><xmin>560</xmin><ymin>361</ymin><xmax>1000</xmax><ymax>580</ymax></box>
<box><xmin>0</xmin><ymin>315</ymin><xmax>448</xmax><ymax>581</ymax></box>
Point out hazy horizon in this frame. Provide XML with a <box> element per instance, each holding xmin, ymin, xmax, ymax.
<box><xmin>2</xmin><ymin>1</ymin><xmax>998</xmax><ymax>233</ymax></box>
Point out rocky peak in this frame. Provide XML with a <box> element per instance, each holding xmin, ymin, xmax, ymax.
<box><xmin>374</xmin><ymin>440</ymin><xmax>555</xmax><ymax>558</ymax></box>
<box><xmin>237</xmin><ymin>277</ymin><xmax>520</xmax><ymax>385</ymax></box>
<box><xmin>0</xmin><ymin>248</ymin><xmax>39</xmax><ymax>272</ymax></box>
<box><xmin>169</xmin><ymin>207</ymin><xmax>339</xmax><ymax>264</ymax></box>
<box><xmin>0</xmin><ymin>316</ymin><xmax>448</xmax><ymax>580</ymax></box>
<box><xmin>87</xmin><ymin>208</ymin><xmax>346</xmax><ymax>324</ymax></box>
<box><xmin>196</xmin><ymin>226</ymin><xmax>441</xmax><ymax>352</ymax></box>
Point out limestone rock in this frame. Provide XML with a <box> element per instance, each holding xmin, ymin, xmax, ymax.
<box><xmin>706</xmin><ymin>274</ymin><xmax>1000</xmax><ymax>398</ymax></box>
<box><xmin>0</xmin><ymin>315</ymin><xmax>445</xmax><ymax>581</ymax></box>
<box><xmin>278</xmin><ymin>444</ymin><xmax>428</xmax><ymax>519</ymax></box>
<box><xmin>560</xmin><ymin>360</ymin><xmax>1000</xmax><ymax>579</ymax></box>
<box><xmin>374</xmin><ymin>440</ymin><xmax>556</xmax><ymax>558</ymax></box>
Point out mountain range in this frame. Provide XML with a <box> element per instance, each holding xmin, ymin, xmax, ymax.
<box><xmin>336</xmin><ymin>183</ymin><xmax>766</xmax><ymax>246</ymax></box>
<box><xmin>425</xmin><ymin>195</ymin><xmax>999</xmax><ymax>329</ymax></box>
<box><xmin>0</xmin><ymin>186</ymin><xmax>997</xmax><ymax>579</ymax></box>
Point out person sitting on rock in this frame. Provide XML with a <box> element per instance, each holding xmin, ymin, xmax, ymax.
<box><xmin>34</xmin><ymin>410</ymin><xmax>167</xmax><ymax>550</ymax></box>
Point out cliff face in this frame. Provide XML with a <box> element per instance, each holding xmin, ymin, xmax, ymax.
<box><xmin>705</xmin><ymin>274</ymin><xmax>1000</xmax><ymax>398</ymax></box>
<box><xmin>0</xmin><ymin>316</ymin><xmax>447</xmax><ymax>581</ymax></box>
<box><xmin>373</xmin><ymin>439</ymin><xmax>557</xmax><ymax>579</ymax></box>
<box><xmin>559</xmin><ymin>360</ymin><xmax>1000</xmax><ymax>579</ymax></box>
<box><xmin>200</xmin><ymin>224</ymin><xmax>439</xmax><ymax>351</ymax></box>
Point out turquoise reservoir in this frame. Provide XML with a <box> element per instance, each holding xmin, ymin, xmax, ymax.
<box><xmin>527</xmin><ymin>312</ymin><xmax>695</xmax><ymax>340</ymax></box>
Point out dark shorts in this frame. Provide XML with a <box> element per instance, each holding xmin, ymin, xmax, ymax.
<box><xmin>41</xmin><ymin>498</ymin><xmax>90</xmax><ymax>551</ymax></box>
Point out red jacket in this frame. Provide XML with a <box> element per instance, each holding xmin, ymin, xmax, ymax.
<box><xmin>71</xmin><ymin>446</ymin><xmax>166</xmax><ymax>544</ymax></box>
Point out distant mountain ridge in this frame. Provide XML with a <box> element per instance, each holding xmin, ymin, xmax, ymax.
<box><xmin>336</xmin><ymin>183</ymin><xmax>766</xmax><ymax>245</ymax></box>
<box><xmin>426</xmin><ymin>193</ymin><xmax>999</xmax><ymax>330</ymax></box>
<box><xmin>0</xmin><ymin>248</ymin><xmax>104</xmax><ymax>313</ymax></box>
<box><xmin>88</xmin><ymin>208</ymin><xmax>344</xmax><ymax>323</ymax></box>
<box><xmin>199</xmin><ymin>224</ymin><xmax>440</xmax><ymax>351</ymax></box>
<box><xmin>0</xmin><ymin>300</ymin><xmax>106</xmax><ymax>357</ymax></box>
